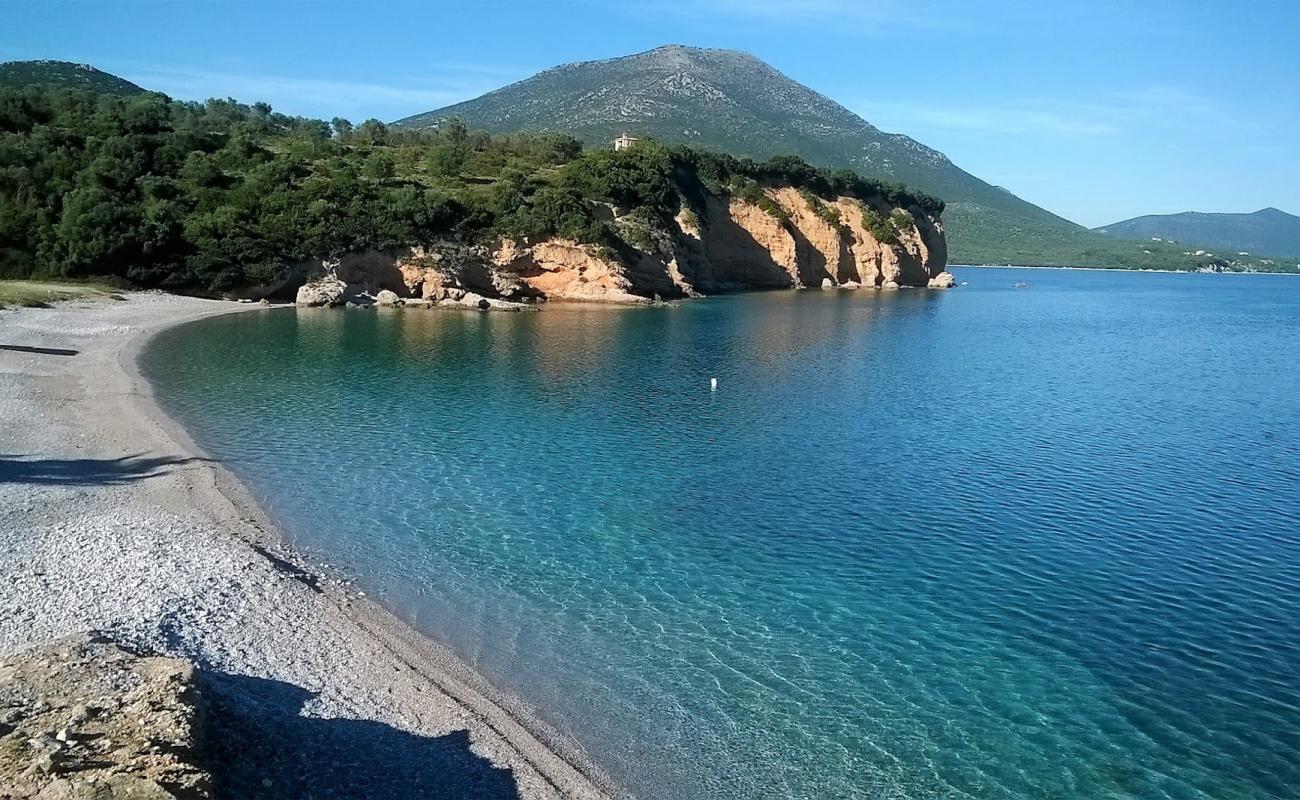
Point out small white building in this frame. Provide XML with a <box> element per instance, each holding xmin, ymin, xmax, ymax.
<box><xmin>613</xmin><ymin>132</ymin><xmax>639</xmax><ymax>151</ymax></box>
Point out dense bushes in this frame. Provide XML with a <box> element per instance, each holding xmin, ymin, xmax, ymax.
<box><xmin>0</xmin><ymin>90</ymin><xmax>484</xmax><ymax>291</ymax></box>
<box><xmin>667</xmin><ymin>146</ymin><xmax>945</xmax><ymax>216</ymax></box>
<box><xmin>0</xmin><ymin>85</ymin><xmax>944</xmax><ymax>294</ymax></box>
<box><xmin>861</xmin><ymin>206</ymin><xmax>902</xmax><ymax>245</ymax></box>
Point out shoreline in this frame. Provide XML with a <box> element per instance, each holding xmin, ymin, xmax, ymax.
<box><xmin>952</xmin><ymin>263</ymin><xmax>1300</xmax><ymax>275</ymax></box>
<box><xmin>0</xmin><ymin>292</ymin><xmax>621</xmax><ymax>799</ymax></box>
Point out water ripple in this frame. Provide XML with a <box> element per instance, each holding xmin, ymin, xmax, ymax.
<box><xmin>144</xmin><ymin>269</ymin><xmax>1300</xmax><ymax>800</ymax></box>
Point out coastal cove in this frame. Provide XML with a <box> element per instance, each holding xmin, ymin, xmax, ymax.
<box><xmin>0</xmin><ymin>294</ymin><xmax>619</xmax><ymax>800</ymax></box>
<box><xmin>140</xmin><ymin>267</ymin><xmax>1300</xmax><ymax>800</ymax></box>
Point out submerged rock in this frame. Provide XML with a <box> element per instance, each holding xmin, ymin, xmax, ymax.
<box><xmin>437</xmin><ymin>292</ymin><xmax>533</xmax><ymax>312</ymax></box>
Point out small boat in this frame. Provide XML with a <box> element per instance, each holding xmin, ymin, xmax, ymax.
<box><xmin>1014</xmin><ymin>282</ymin><xmax>1029</xmax><ymax>289</ymax></box>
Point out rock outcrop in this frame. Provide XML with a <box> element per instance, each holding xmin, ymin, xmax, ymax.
<box><xmin>0</xmin><ymin>634</ymin><xmax>210</xmax><ymax>799</ymax></box>
<box><xmin>664</xmin><ymin>187</ymin><xmax>949</xmax><ymax>295</ymax></box>
<box><xmin>494</xmin><ymin>240</ymin><xmax>652</xmax><ymax>304</ymax></box>
<box><xmin>294</xmin><ymin>273</ymin><xmax>346</xmax><ymax>307</ymax></box>
<box><xmin>276</xmin><ymin>183</ymin><xmax>948</xmax><ymax>308</ymax></box>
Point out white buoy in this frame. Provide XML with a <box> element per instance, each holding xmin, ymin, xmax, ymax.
<box><xmin>710</xmin><ymin>377</ymin><xmax>718</xmax><ymax>391</ymax></box>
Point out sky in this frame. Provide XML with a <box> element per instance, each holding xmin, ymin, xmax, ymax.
<box><xmin>5</xmin><ymin>0</ymin><xmax>1298</xmax><ymax>227</ymax></box>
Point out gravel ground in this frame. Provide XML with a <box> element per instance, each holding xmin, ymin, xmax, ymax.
<box><xmin>0</xmin><ymin>292</ymin><xmax>619</xmax><ymax>800</ymax></box>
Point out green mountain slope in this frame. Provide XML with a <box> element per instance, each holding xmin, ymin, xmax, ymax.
<box><xmin>395</xmin><ymin>45</ymin><xmax>1250</xmax><ymax>269</ymax></box>
<box><xmin>1095</xmin><ymin>208</ymin><xmax>1300</xmax><ymax>260</ymax></box>
<box><xmin>0</xmin><ymin>60</ymin><xmax>146</xmax><ymax>96</ymax></box>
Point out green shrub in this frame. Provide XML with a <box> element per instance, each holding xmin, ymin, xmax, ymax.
<box><xmin>733</xmin><ymin>180</ymin><xmax>788</xmax><ymax>223</ymax></box>
<box><xmin>861</xmin><ymin>205</ymin><xmax>901</xmax><ymax>246</ymax></box>
<box><xmin>799</xmin><ymin>188</ymin><xmax>842</xmax><ymax>227</ymax></box>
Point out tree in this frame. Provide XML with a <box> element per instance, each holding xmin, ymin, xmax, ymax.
<box><xmin>440</xmin><ymin>116</ymin><xmax>468</xmax><ymax>148</ymax></box>
<box><xmin>356</xmin><ymin>118</ymin><xmax>389</xmax><ymax>146</ymax></box>
<box><xmin>363</xmin><ymin>151</ymin><xmax>395</xmax><ymax>181</ymax></box>
<box><xmin>426</xmin><ymin>142</ymin><xmax>464</xmax><ymax>178</ymax></box>
<box><xmin>178</xmin><ymin>152</ymin><xmax>223</xmax><ymax>189</ymax></box>
<box><xmin>298</xmin><ymin>119</ymin><xmax>332</xmax><ymax>141</ymax></box>
<box><xmin>330</xmin><ymin>117</ymin><xmax>353</xmax><ymax>141</ymax></box>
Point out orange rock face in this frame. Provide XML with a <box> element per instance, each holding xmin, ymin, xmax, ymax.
<box><xmin>278</xmin><ymin>184</ymin><xmax>948</xmax><ymax>306</ymax></box>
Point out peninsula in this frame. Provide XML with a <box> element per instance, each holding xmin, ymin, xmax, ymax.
<box><xmin>0</xmin><ymin>78</ymin><xmax>950</xmax><ymax>307</ymax></box>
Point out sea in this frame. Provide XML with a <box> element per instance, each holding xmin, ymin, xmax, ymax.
<box><xmin>143</xmin><ymin>267</ymin><xmax>1300</xmax><ymax>799</ymax></box>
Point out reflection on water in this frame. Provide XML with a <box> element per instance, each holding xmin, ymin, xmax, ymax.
<box><xmin>145</xmin><ymin>272</ymin><xmax>1300</xmax><ymax>800</ymax></box>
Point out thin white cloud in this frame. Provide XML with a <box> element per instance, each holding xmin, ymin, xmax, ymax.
<box><xmin>867</xmin><ymin>105</ymin><xmax>1119</xmax><ymax>136</ymax></box>
<box><xmin>102</xmin><ymin>61</ymin><xmax>527</xmax><ymax>120</ymax></box>
<box><xmin>131</xmin><ymin>69</ymin><xmax>458</xmax><ymax>107</ymax></box>
<box><xmin>852</xmin><ymin>86</ymin><xmax>1227</xmax><ymax>139</ymax></box>
<box><xmin>1104</xmin><ymin>86</ymin><xmax>1218</xmax><ymax>117</ymax></box>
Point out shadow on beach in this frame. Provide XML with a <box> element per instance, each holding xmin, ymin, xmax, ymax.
<box><xmin>0</xmin><ymin>344</ymin><xmax>79</xmax><ymax>356</ymax></box>
<box><xmin>202</xmin><ymin>671</ymin><xmax>521</xmax><ymax>800</ymax></box>
<box><xmin>0</xmin><ymin>453</ymin><xmax>208</xmax><ymax>486</ymax></box>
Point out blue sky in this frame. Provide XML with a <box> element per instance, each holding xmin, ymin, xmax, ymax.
<box><xmin>5</xmin><ymin>0</ymin><xmax>1298</xmax><ymax>227</ymax></box>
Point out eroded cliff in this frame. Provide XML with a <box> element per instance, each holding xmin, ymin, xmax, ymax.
<box><xmin>291</xmin><ymin>184</ymin><xmax>950</xmax><ymax>307</ymax></box>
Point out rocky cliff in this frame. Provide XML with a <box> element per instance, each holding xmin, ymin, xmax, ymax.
<box><xmin>291</xmin><ymin>185</ymin><xmax>950</xmax><ymax>307</ymax></box>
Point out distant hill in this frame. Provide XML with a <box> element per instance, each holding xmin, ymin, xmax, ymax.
<box><xmin>0</xmin><ymin>60</ymin><xmax>145</xmax><ymax>96</ymax></box>
<box><xmin>1095</xmin><ymin>208</ymin><xmax>1300</xmax><ymax>260</ymax></box>
<box><xmin>393</xmin><ymin>44</ymin><xmax>1246</xmax><ymax>270</ymax></box>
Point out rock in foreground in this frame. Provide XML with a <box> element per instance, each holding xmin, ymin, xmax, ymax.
<box><xmin>0</xmin><ymin>634</ymin><xmax>209</xmax><ymax>799</ymax></box>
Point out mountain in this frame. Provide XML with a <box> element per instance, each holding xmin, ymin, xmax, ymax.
<box><xmin>0</xmin><ymin>60</ymin><xmax>146</xmax><ymax>96</ymax></box>
<box><xmin>393</xmin><ymin>45</ymin><xmax>1182</xmax><ymax>269</ymax></box>
<box><xmin>1095</xmin><ymin>208</ymin><xmax>1300</xmax><ymax>260</ymax></box>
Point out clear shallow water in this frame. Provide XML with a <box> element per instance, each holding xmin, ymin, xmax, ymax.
<box><xmin>144</xmin><ymin>268</ymin><xmax>1300</xmax><ymax>799</ymax></box>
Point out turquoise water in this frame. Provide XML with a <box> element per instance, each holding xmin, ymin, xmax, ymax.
<box><xmin>144</xmin><ymin>268</ymin><xmax>1300</xmax><ymax>799</ymax></box>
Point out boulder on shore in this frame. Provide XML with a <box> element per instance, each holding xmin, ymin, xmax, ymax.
<box><xmin>295</xmin><ymin>275</ymin><xmax>346</xmax><ymax>307</ymax></box>
<box><xmin>374</xmin><ymin>289</ymin><xmax>401</xmax><ymax>306</ymax></box>
<box><xmin>928</xmin><ymin>271</ymin><xmax>957</xmax><ymax>289</ymax></box>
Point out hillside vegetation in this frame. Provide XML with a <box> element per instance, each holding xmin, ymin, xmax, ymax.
<box><xmin>0</xmin><ymin>60</ymin><xmax>145</xmax><ymax>96</ymax></box>
<box><xmin>399</xmin><ymin>45</ymin><xmax>1291</xmax><ymax>272</ymax></box>
<box><xmin>0</xmin><ymin>85</ymin><xmax>941</xmax><ymax>295</ymax></box>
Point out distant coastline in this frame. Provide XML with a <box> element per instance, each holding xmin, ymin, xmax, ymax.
<box><xmin>952</xmin><ymin>263</ymin><xmax>1300</xmax><ymax>275</ymax></box>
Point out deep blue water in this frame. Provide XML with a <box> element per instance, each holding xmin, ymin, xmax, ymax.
<box><xmin>143</xmin><ymin>268</ymin><xmax>1300</xmax><ymax>799</ymax></box>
